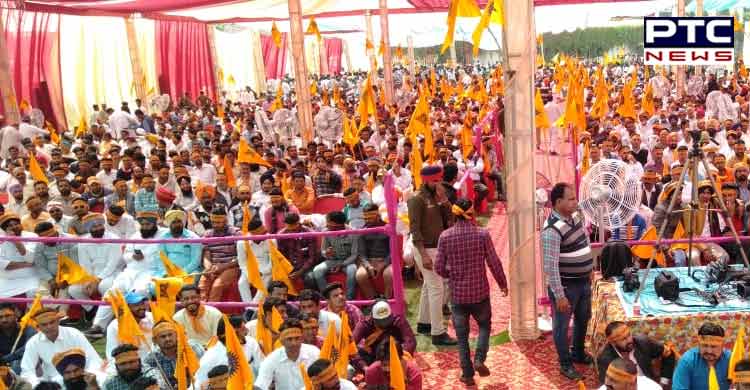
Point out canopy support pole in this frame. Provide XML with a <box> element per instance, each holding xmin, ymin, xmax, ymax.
<box><xmin>124</xmin><ymin>17</ymin><xmax>147</xmax><ymax>103</ymax></box>
<box><xmin>366</xmin><ymin>11</ymin><xmax>377</xmax><ymax>76</ymax></box>
<box><xmin>288</xmin><ymin>0</ymin><xmax>314</xmax><ymax>142</ymax></box>
<box><xmin>503</xmin><ymin>0</ymin><xmax>540</xmax><ymax>341</ymax></box>
<box><xmin>407</xmin><ymin>35</ymin><xmax>415</xmax><ymax>76</ymax></box>
<box><xmin>379</xmin><ymin>0</ymin><xmax>394</xmax><ymax>105</ymax></box>
<box><xmin>676</xmin><ymin>0</ymin><xmax>686</xmax><ymax>96</ymax></box>
<box><xmin>0</xmin><ymin>13</ymin><xmax>19</xmax><ymax>124</ymax></box>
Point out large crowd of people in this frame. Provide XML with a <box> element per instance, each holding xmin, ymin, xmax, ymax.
<box><xmin>4</xmin><ymin>51</ymin><xmax>750</xmax><ymax>389</ymax></box>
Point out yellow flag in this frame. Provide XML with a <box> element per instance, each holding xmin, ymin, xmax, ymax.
<box><xmin>238</xmin><ymin>138</ymin><xmax>272</xmax><ymax>167</ymax></box>
<box><xmin>337</xmin><ymin>311</ymin><xmax>358</xmax><ymax>378</ymax></box>
<box><xmin>300</xmin><ymin>364</ymin><xmax>313</xmax><ymax>390</ymax></box>
<box><xmin>378</xmin><ymin>39</ymin><xmax>385</xmax><ymax>56</ymax></box>
<box><xmin>581</xmin><ymin>139</ymin><xmax>591</xmax><ymax>177</ymax></box>
<box><xmin>489</xmin><ymin>0</ymin><xmax>504</xmax><ymax>25</ymax></box>
<box><xmin>222</xmin><ymin>315</ymin><xmax>254</xmax><ymax>389</ymax></box>
<box><xmin>56</xmin><ymin>253</ymin><xmax>97</xmax><ymax>285</ymax></box>
<box><xmin>630</xmin><ymin>226</ymin><xmax>666</xmax><ymax>267</ymax></box>
<box><xmin>671</xmin><ymin>221</ymin><xmax>689</xmax><ymax>252</ymax></box>
<box><xmin>410</xmin><ymin>134</ymin><xmax>423</xmax><ymax>189</ymax></box>
<box><xmin>149</xmin><ymin>302</ymin><xmax>172</xmax><ymax>324</ymax></box>
<box><xmin>18</xmin><ymin>99</ymin><xmax>30</xmax><ymax>113</ymax></box>
<box><xmin>269</xmin><ymin>242</ymin><xmax>298</xmax><ymax>295</ymax></box>
<box><xmin>642</xmin><ymin>81</ymin><xmax>655</xmax><ymax>117</ymax></box>
<box><xmin>223</xmin><ymin>156</ymin><xmax>236</xmax><ymax>187</ymax></box>
<box><xmin>255</xmin><ymin>306</ymin><xmax>279</xmax><ymax>355</ymax></box>
<box><xmin>320</xmin><ymin>320</ymin><xmax>340</xmax><ymax>368</ymax></box>
<box><xmin>407</xmin><ymin>89</ymin><xmax>432</xmax><ymax>161</ymax></box>
<box><xmin>175</xmin><ymin>322</ymin><xmax>200</xmax><ymax>390</ymax></box>
<box><xmin>357</xmin><ymin>74</ymin><xmax>377</xmax><ymax>130</ymax></box>
<box><xmin>305</xmin><ymin>16</ymin><xmax>322</xmax><ymax>41</ymax></box>
<box><xmin>389</xmin><ymin>336</ymin><xmax>406</xmax><ymax>390</ymax></box>
<box><xmin>217</xmin><ymin>68</ymin><xmax>225</xmax><ymax>84</ymax></box>
<box><xmin>159</xmin><ymin>252</ymin><xmax>195</xmax><ymax>284</ymax></box>
<box><xmin>270</xmin><ymin>84</ymin><xmax>283</xmax><ymax>113</ymax></box>
<box><xmin>107</xmin><ymin>290</ymin><xmax>145</xmax><ymax>347</ymax></box>
<box><xmin>19</xmin><ymin>294</ymin><xmax>42</xmax><ymax>332</ymax></box>
<box><xmin>729</xmin><ymin>327</ymin><xmax>746</xmax><ymax>381</ymax></box>
<box><xmin>153</xmin><ymin>277</ymin><xmax>184</xmax><ymax>317</ymax></box>
<box><xmin>271</xmin><ymin>21</ymin><xmax>282</xmax><ymax>48</ymax></box>
<box><xmin>577</xmin><ymin>381</ymin><xmax>586</xmax><ymax>390</ymax></box>
<box><xmin>310</xmin><ymin>80</ymin><xmax>318</xmax><ymax>96</ymax></box>
<box><xmin>242</xmin><ymin>240</ymin><xmax>268</xmax><ymax>295</ymax></box>
<box><xmin>709</xmin><ymin>365</ymin><xmax>720</xmax><ymax>390</ymax></box>
<box><xmin>441</xmin><ymin>0</ymin><xmax>482</xmax><ymax>54</ymax></box>
<box><xmin>535</xmin><ymin>89</ymin><xmax>550</xmax><ymax>129</ymax></box>
<box><xmin>395</xmin><ymin>45</ymin><xmax>404</xmax><ymax>60</ymax></box>
<box><xmin>76</xmin><ymin>116</ymin><xmax>88</xmax><ymax>138</ymax></box>
<box><xmin>342</xmin><ymin>113</ymin><xmax>360</xmax><ymax>147</ymax></box>
<box><xmin>28</xmin><ymin>152</ymin><xmax>48</xmax><ymax>185</ymax></box>
<box><xmin>736</xmin><ymin>16</ymin><xmax>744</xmax><ymax>32</ymax></box>
<box><xmin>471</xmin><ymin>0</ymin><xmax>493</xmax><ymax>57</ymax></box>
<box><xmin>227</xmin><ymin>75</ymin><xmax>236</xmax><ymax>87</ymax></box>
<box><xmin>322</xmin><ymin>89</ymin><xmax>330</xmax><ymax>106</ymax></box>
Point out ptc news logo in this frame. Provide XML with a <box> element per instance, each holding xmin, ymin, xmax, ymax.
<box><xmin>644</xmin><ymin>16</ymin><xmax>735</xmax><ymax>65</ymax></box>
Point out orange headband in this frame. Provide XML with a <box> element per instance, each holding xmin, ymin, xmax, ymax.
<box><xmin>279</xmin><ymin>328</ymin><xmax>302</xmax><ymax>340</ymax></box>
<box><xmin>114</xmin><ymin>350</ymin><xmax>140</xmax><ymax>365</ymax></box>
<box><xmin>0</xmin><ymin>307</ymin><xmax>14</xmax><ymax>316</ymax></box>
<box><xmin>152</xmin><ymin>322</ymin><xmax>177</xmax><ymax>338</ymax></box>
<box><xmin>451</xmin><ymin>204</ymin><xmax>475</xmax><ymax>218</ymax></box>
<box><xmin>270</xmin><ymin>195</ymin><xmax>283</xmax><ymax>202</ymax></box>
<box><xmin>606</xmin><ymin>365</ymin><xmax>636</xmax><ymax>384</ymax></box>
<box><xmin>33</xmin><ymin>310</ymin><xmax>61</xmax><ymax>323</ymax></box>
<box><xmin>735</xmin><ymin>371</ymin><xmax>750</xmax><ymax>383</ymax></box>
<box><xmin>311</xmin><ymin>364</ymin><xmax>338</xmax><ymax>385</ymax></box>
<box><xmin>700</xmin><ymin>335</ymin><xmax>725</xmax><ymax>347</ymax></box>
<box><xmin>607</xmin><ymin>326</ymin><xmax>630</xmax><ymax>344</ymax></box>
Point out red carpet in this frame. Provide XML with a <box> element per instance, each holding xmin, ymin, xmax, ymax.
<box><xmin>420</xmin><ymin>146</ymin><xmax>593</xmax><ymax>389</ymax></box>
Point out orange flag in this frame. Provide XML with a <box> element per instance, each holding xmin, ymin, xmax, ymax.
<box><xmin>268</xmin><ymin>242</ymin><xmax>298</xmax><ymax>295</ymax></box>
<box><xmin>222</xmin><ymin>315</ymin><xmax>254</xmax><ymax>389</ymax></box>
<box><xmin>223</xmin><ymin>156</ymin><xmax>236</xmax><ymax>187</ymax></box>
<box><xmin>271</xmin><ymin>21</ymin><xmax>282</xmax><ymax>48</ymax></box>
<box><xmin>389</xmin><ymin>336</ymin><xmax>406</xmax><ymax>390</ymax></box>
<box><xmin>28</xmin><ymin>152</ymin><xmax>48</xmax><ymax>184</ymax></box>
<box><xmin>153</xmin><ymin>277</ymin><xmax>184</xmax><ymax>317</ymax></box>
<box><xmin>19</xmin><ymin>294</ymin><xmax>42</xmax><ymax>332</ymax></box>
<box><xmin>238</xmin><ymin>139</ymin><xmax>272</xmax><ymax>167</ymax></box>
<box><xmin>106</xmin><ymin>290</ymin><xmax>144</xmax><ymax>347</ymax></box>
<box><xmin>175</xmin><ymin>322</ymin><xmax>200</xmax><ymax>390</ymax></box>
<box><xmin>45</xmin><ymin>121</ymin><xmax>60</xmax><ymax>145</ymax></box>
<box><xmin>56</xmin><ymin>253</ymin><xmax>97</xmax><ymax>285</ymax></box>
<box><xmin>300</xmin><ymin>364</ymin><xmax>313</xmax><ymax>390</ymax></box>
<box><xmin>159</xmin><ymin>252</ymin><xmax>195</xmax><ymax>284</ymax></box>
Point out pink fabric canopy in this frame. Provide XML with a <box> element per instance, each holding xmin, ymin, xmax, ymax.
<box><xmin>260</xmin><ymin>32</ymin><xmax>289</xmax><ymax>80</ymax></box>
<box><xmin>155</xmin><ymin>19</ymin><xmax>217</xmax><ymax>100</ymax></box>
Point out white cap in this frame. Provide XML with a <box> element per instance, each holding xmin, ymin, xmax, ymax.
<box><xmin>372</xmin><ymin>301</ymin><xmax>392</xmax><ymax>320</ymax></box>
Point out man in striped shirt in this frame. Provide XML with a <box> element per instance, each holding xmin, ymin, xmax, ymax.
<box><xmin>541</xmin><ymin>182</ymin><xmax>594</xmax><ymax>381</ymax></box>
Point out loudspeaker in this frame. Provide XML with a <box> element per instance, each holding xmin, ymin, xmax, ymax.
<box><xmin>654</xmin><ymin>271</ymin><xmax>680</xmax><ymax>301</ymax></box>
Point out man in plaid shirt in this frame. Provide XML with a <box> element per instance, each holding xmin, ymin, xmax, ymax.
<box><xmin>435</xmin><ymin>198</ymin><xmax>507</xmax><ymax>386</ymax></box>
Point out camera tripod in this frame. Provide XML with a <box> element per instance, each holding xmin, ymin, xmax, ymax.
<box><xmin>633</xmin><ymin>129</ymin><xmax>750</xmax><ymax>304</ymax></box>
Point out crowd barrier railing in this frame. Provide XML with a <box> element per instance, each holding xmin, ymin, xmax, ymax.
<box><xmin>589</xmin><ymin>235</ymin><xmax>750</xmax><ymax>249</ymax></box>
<box><xmin>0</xmin><ymin>174</ymin><xmax>407</xmax><ymax>315</ymax></box>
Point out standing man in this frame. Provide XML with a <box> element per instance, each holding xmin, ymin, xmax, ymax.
<box><xmin>434</xmin><ymin>198</ymin><xmax>507</xmax><ymax>386</ymax></box>
<box><xmin>407</xmin><ymin>165</ymin><xmax>456</xmax><ymax>346</ymax></box>
<box><xmin>672</xmin><ymin>322</ymin><xmax>731</xmax><ymax>390</ymax></box>
<box><xmin>541</xmin><ymin>182</ymin><xmax>594</xmax><ymax>380</ymax></box>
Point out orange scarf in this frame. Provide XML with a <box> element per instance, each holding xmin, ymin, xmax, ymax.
<box><xmin>187</xmin><ymin>305</ymin><xmax>206</xmax><ymax>336</ymax></box>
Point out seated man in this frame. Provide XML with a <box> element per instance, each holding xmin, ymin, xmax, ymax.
<box><xmin>21</xmin><ymin>309</ymin><xmax>103</xmax><ymax>387</ymax></box>
<box><xmin>235</xmin><ymin>218</ymin><xmax>273</xmax><ymax>303</ymax></box>
<box><xmin>0</xmin><ymin>213</ymin><xmax>42</xmax><ymax>299</ymax></box>
<box><xmin>322</xmin><ymin>282</ymin><xmax>363</xmax><ymax>332</ymax></box>
<box><xmin>276</xmin><ymin>213</ymin><xmax>318</xmax><ymax>290</ymax></box>
<box><xmin>355</xmin><ymin>205</ymin><xmax>393</xmax><ymax>299</ymax></box>
<box><xmin>104</xmin><ymin>344</ymin><xmax>165</xmax><ymax>390</ymax></box>
<box><xmin>32</xmin><ymin>222</ymin><xmax>78</xmax><ymax>306</ymax></box>
<box><xmin>365</xmin><ymin>340</ymin><xmax>422</xmax><ymax>390</ymax></box>
<box><xmin>313</xmin><ymin>211</ymin><xmax>358</xmax><ymax>299</ymax></box>
<box><xmin>195</xmin><ymin>315</ymin><xmax>264</xmax><ymax>389</ymax></box>
<box><xmin>199</xmin><ymin>207</ymin><xmax>240</xmax><ymax>302</ymax></box>
<box><xmin>599</xmin><ymin>357</ymin><xmax>662</xmax><ymax>390</ymax></box>
<box><xmin>262</xmin><ymin>188</ymin><xmax>298</xmax><ymax>234</ymax></box>
<box><xmin>157</xmin><ymin>210</ymin><xmax>201</xmax><ymax>275</ymax></box>
<box><xmin>104</xmin><ymin>204</ymin><xmax>138</xmax><ymax>239</ymax></box>
<box><xmin>672</xmin><ymin>322</ymin><xmax>731</xmax><ymax>389</ymax></box>
<box><xmin>105</xmin><ymin>292</ymin><xmax>153</xmax><ymax>361</ymax></box>
<box><xmin>51</xmin><ymin>349</ymin><xmax>103</xmax><ymax>390</ymax></box>
<box><xmin>0</xmin><ymin>303</ymin><xmax>36</xmax><ymax>374</ymax></box>
<box><xmin>173</xmin><ymin>285</ymin><xmax>223</xmax><ymax>345</ymax></box>
<box><xmin>143</xmin><ymin>320</ymin><xmax>204</xmax><ymax>389</ymax></box>
<box><xmin>255</xmin><ymin>318</ymin><xmax>321</xmax><ymax>390</ymax></box>
<box><xmin>0</xmin><ymin>359</ymin><xmax>32</xmax><ymax>389</ymax></box>
<box><xmin>307</xmin><ymin>358</ymin><xmax>358</xmax><ymax>390</ymax></box>
<box><xmin>69</xmin><ymin>213</ymin><xmax>124</xmax><ymax>324</ymax></box>
<box><xmin>733</xmin><ymin>359</ymin><xmax>750</xmax><ymax>390</ymax></box>
<box><xmin>353</xmin><ymin>301</ymin><xmax>416</xmax><ymax>365</ymax></box>
<box><xmin>245</xmin><ymin>297</ymin><xmax>288</xmax><ymax>354</ymax></box>
<box><xmin>597</xmin><ymin>321</ymin><xmax>676</xmax><ymax>386</ymax></box>
<box><xmin>342</xmin><ymin>187</ymin><xmax>369</xmax><ymax>229</ymax></box>
<box><xmin>298</xmin><ymin>290</ymin><xmax>341</xmax><ymax>337</ymax></box>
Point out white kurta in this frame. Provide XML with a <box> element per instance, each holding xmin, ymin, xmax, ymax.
<box><xmin>0</xmin><ymin>231</ymin><xmax>41</xmax><ymax>297</ymax></box>
<box><xmin>236</xmin><ymin>239</ymin><xmax>274</xmax><ymax>303</ymax></box>
<box><xmin>20</xmin><ymin>326</ymin><xmax>104</xmax><ymax>387</ymax></box>
<box><xmin>105</xmin><ymin>312</ymin><xmax>154</xmax><ymax>362</ymax></box>
<box><xmin>105</xmin><ymin>214</ymin><xmax>139</xmax><ymax>239</ymax></box>
<box><xmin>255</xmin><ymin>344</ymin><xmax>320</xmax><ymax>390</ymax></box>
<box><xmin>173</xmin><ymin>305</ymin><xmax>224</xmax><ymax>345</ymax></box>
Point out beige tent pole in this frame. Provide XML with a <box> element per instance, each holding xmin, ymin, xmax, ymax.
<box><xmin>365</xmin><ymin>11</ymin><xmax>377</xmax><ymax>76</ymax></box>
<box><xmin>124</xmin><ymin>17</ymin><xmax>146</xmax><ymax>102</ymax></box>
<box><xmin>205</xmin><ymin>24</ymin><xmax>223</xmax><ymax>101</ymax></box>
<box><xmin>504</xmin><ymin>0</ymin><xmax>539</xmax><ymax>340</ymax></box>
<box><xmin>407</xmin><ymin>35</ymin><xmax>415</xmax><ymax>75</ymax></box>
<box><xmin>676</xmin><ymin>0</ymin><xmax>686</xmax><ymax>96</ymax></box>
<box><xmin>287</xmin><ymin>0</ymin><xmax>314</xmax><ymax>142</ymax></box>
<box><xmin>0</xmin><ymin>13</ymin><xmax>19</xmax><ymax>124</ymax></box>
<box><xmin>379</xmin><ymin>0</ymin><xmax>394</xmax><ymax>105</ymax></box>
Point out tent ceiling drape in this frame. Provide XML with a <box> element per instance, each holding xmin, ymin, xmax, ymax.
<box><xmin>14</xmin><ymin>0</ymin><xmax>652</xmax><ymax>22</ymax></box>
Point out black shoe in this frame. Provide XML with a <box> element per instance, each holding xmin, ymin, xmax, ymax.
<box><xmin>474</xmin><ymin>362</ymin><xmax>490</xmax><ymax>377</ymax></box>
<box><xmin>459</xmin><ymin>376</ymin><xmax>476</xmax><ymax>386</ymax></box>
<box><xmin>59</xmin><ymin>317</ymin><xmax>78</xmax><ymax>327</ymax></box>
<box><xmin>442</xmin><ymin>304</ymin><xmax>452</xmax><ymax>316</ymax></box>
<box><xmin>432</xmin><ymin>333</ymin><xmax>458</xmax><ymax>346</ymax></box>
<box><xmin>571</xmin><ymin>352</ymin><xmax>594</xmax><ymax>365</ymax></box>
<box><xmin>416</xmin><ymin>323</ymin><xmax>431</xmax><ymax>335</ymax></box>
<box><xmin>83</xmin><ymin>326</ymin><xmax>104</xmax><ymax>339</ymax></box>
<box><xmin>559</xmin><ymin>365</ymin><xmax>583</xmax><ymax>380</ymax></box>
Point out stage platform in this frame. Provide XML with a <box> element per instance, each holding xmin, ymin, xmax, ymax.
<box><xmin>588</xmin><ymin>266</ymin><xmax>750</xmax><ymax>356</ymax></box>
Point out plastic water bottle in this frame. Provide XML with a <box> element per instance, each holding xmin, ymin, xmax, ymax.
<box><xmin>632</xmin><ymin>302</ymin><xmax>641</xmax><ymax>317</ymax></box>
